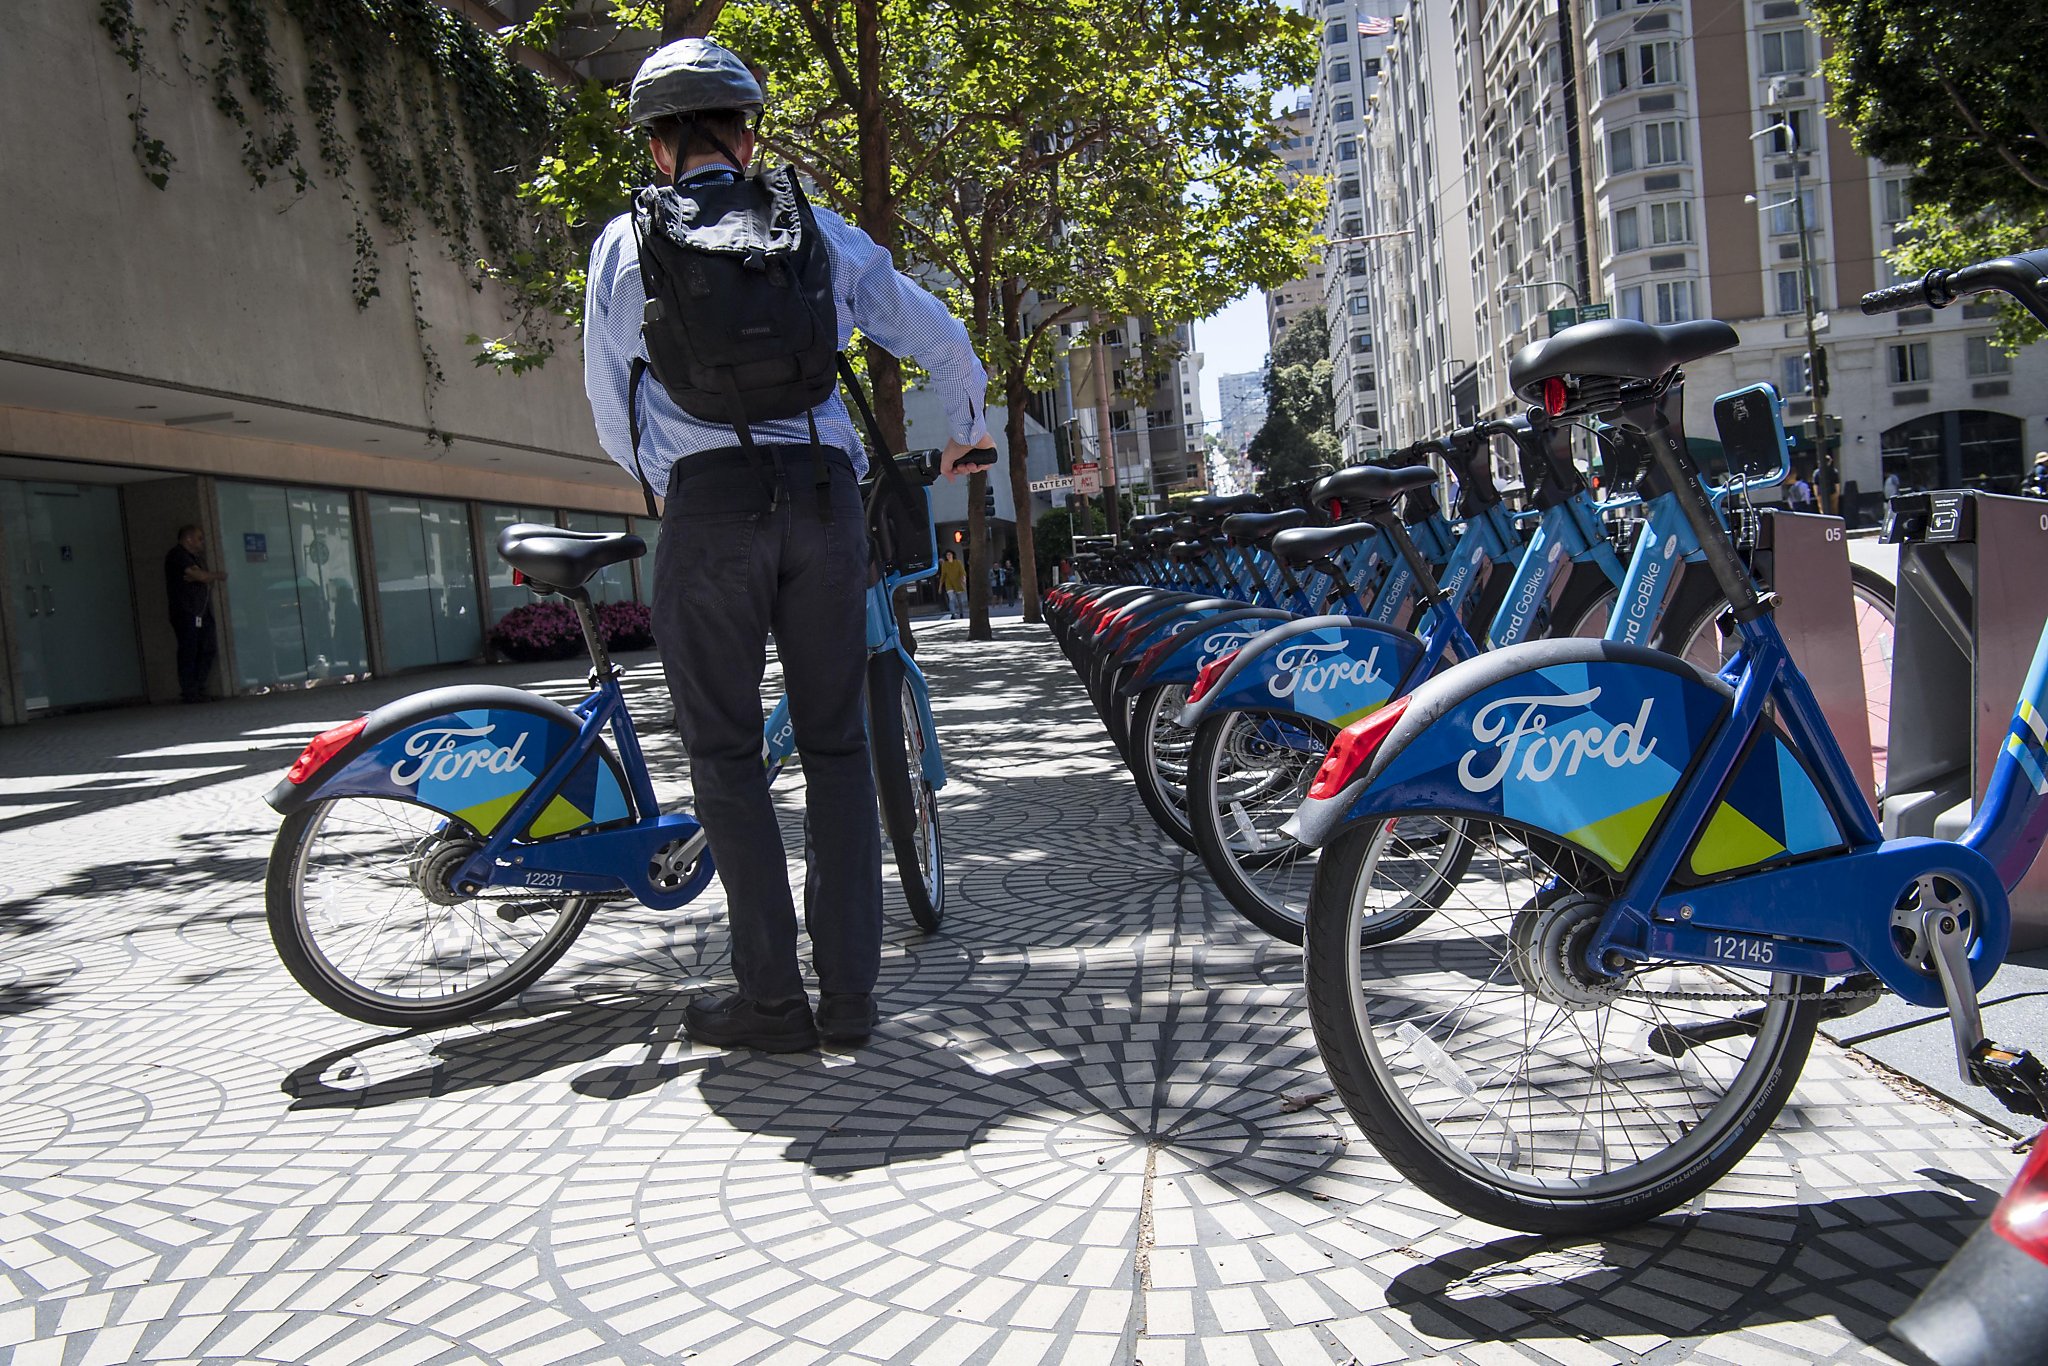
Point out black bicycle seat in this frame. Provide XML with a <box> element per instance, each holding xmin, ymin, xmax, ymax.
<box><xmin>1167</xmin><ymin>538</ymin><xmax>1216</xmax><ymax>563</ymax></box>
<box><xmin>497</xmin><ymin>523</ymin><xmax>645</xmax><ymax>591</ymax></box>
<box><xmin>1127</xmin><ymin>513</ymin><xmax>1177</xmax><ymax>536</ymax></box>
<box><xmin>1272</xmin><ymin>522</ymin><xmax>1378</xmax><ymax>569</ymax></box>
<box><xmin>1143</xmin><ymin>528</ymin><xmax>1180</xmax><ymax>551</ymax></box>
<box><xmin>1509</xmin><ymin>319</ymin><xmax>1738</xmax><ymax>401</ymax></box>
<box><xmin>1188</xmin><ymin>492</ymin><xmax>1265</xmax><ymax>516</ymax></box>
<box><xmin>1222</xmin><ymin>509</ymin><xmax>1314</xmax><ymax>546</ymax></box>
<box><xmin>1314</xmin><ymin>464</ymin><xmax>1436</xmax><ymax>507</ymax></box>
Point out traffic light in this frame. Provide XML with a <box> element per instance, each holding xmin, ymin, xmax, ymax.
<box><xmin>982</xmin><ymin>487</ymin><xmax>996</xmax><ymax>520</ymax></box>
<box><xmin>1806</xmin><ymin>345</ymin><xmax>1829</xmax><ymax>400</ymax></box>
<box><xmin>952</xmin><ymin>529</ymin><xmax>964</xmax><ymax>544</ymax></box>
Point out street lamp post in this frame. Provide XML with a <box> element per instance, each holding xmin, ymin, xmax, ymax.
<box><xmin>1751</xmin><ymin>121</ymin><xmax>1829</xmax><ymax>485</ymax></box>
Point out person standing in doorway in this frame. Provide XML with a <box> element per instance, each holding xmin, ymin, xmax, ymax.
<box><xmin>939</xmin><ymin>549</ymin><xmax>967</xmax><ymax>618</ymax></box>
<box><xmin>583</xmin><ymin>38</ymin><xmax>993</xmax><ymax>1053</ymax></box>
<box><xmin>1817</xmin><ymin>454</ymin><xmax>1840</xmax><ymax>516</ymax></box>
<box><xmin>164</xmin><ymin>525</ymin><xmax>224</xmax><ymax>703</ymax></box>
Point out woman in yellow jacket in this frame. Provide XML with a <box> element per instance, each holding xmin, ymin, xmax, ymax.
<box><xmin>938</xmin><ymin>550</ymin><xmax>967</xmax><ymax>618</ymax></box>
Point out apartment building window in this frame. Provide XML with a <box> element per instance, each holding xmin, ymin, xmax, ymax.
<box><xmin>1648</xmin><ymin>200</ymin><xmax>1692</xmax><ymax>244</ymax></box>
<box><xmin>1637</xmin><ymin>41</ymin><xmax>1679</xmax><ymax>85</ymax></box>
<box><xmin>1763</xmin><ymin>108</ymin><xmax>1813</xmax><ymax>156</ymax></box>
<box><xmin>1643</xmin><ymin>121</ymin><xmax>1686</xmax><ymax>166</ymax></box>
<box><xmin>1340</xmin><ymin>178</ymin><xmax>1361</xmax><ymax>200</ymax></box>
<box><xmin>1768</xmin><ymin>188</ymin><xmax>1818</xmax><ymax>236</ymax></box>
<box><xmin>1355</xmin><ymin>372</ymin><xmax>1375</xmax><ymax>393</ymax></box>
<box><xmin>1653</xmin><ymin>279</ymin><xmax>1695</xmax><ymax>323</ymax></box>
<box><xmin>1339</xmin><ymin>137</ymin><xmax>1358</xmax><ymax>162</ymax></box>
<box><xmin>1110</xmin><ymin>410</ymin><xmax>1132</xmax><ymax>432</ymax></box>
<box><xmin>1105</xmin><ymin>327</ymin><xmax>1125</xmax><ymax>347</ymax></box>
<box><xmin>1332</xmin><ymin>61</ymin><xmax>1352</xmax><ymax>83</ymax></box>
<box><xmin>1780</xmin><ymin>354</ymin><xmax>1808</xmax><ymax>397</ymax></box>
<box><xmin>1334</xmin><ymin>100</ymin><xmax>1356</xmax><ymax>123</ymax></box>
<box><xmin>1775</xmin><ymin>269</ymin><xmax>1804</xmax><ymax>315</ymax></box>
<box><xmin>1968</xmin><ymin>335</ymin><xmax>2013</xmax><ymax>376</ymax></box>
<box><xmin>1148</xmin><ymin>409</ymin><xmax>1172</xmax><ymax>429</ymax></box>
<box><xmin>1618</xmin><ymin>285</ymin><xmax>1645</xmax><ymax>321</ymax></box>
<box><xmin>1326</xmin><ymin>19</ymin><xmax>1348</xmax><ymax>45</ymax></box>
<box><xmin>1349</xmin><ymin>293</ymin><xmax>1370</xmax><ymax>316</ymax></box>
<box><xmin>1600</xmin><ymin>49</ymin><xmax>1630</xmax><ymax>98</ymax></box>
<box><xmin>1882</xmin><ymin>177</ymin><xmax>1913</xmax><ymax>226</ymax></box>
<box><xmin>1606</xmin><ymin>127</ymin><xmax>1636</xmax><ymax>176</ymax></box>
<box><xmin>1760</xmin><ymin>27</ymin><xmax>1810</xmax><ymax>76</ymax></box>
<box><xmin>1364</xmin><ymin>57</ymin><xmax>1382</xmax><ymax>78</ymax></box>
<box><xmin>1611</xmin><ymin>205</ymin><xmax>1641</xmax><ymax>253</ymax></box>
<box><xmin>1341</xmin><ymin>215</ymin><xmax>1363</xmax><ymax>235</ymax></box>
<box><xmin>1888</xmin><ymin>341</ymin><xmax>1931</xmax><ymax>384</ymax></box>
<box><xmin>1347</xmin><ymin>253</ymin><xmax>1369</xmax><ymax>276</ymax></box>
<box><xmin>1352</xmin><ymin>331</ymin><xmax>1372</xmax><ymax>353</ymax></box>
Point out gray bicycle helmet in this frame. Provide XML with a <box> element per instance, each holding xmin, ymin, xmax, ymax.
<box><xmin>629</xmin><ymin>39</ymin><xmax>764</xmax><ymax>125</ymax></box>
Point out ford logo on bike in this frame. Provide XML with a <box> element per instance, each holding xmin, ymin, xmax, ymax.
<box><xmin>389</xmin><ymin>724</ymin><xmax>532</xmax><ymax>786</ymax></box>
<box><xmin>1456</xmin><ymin>687</ymin><xmax>1657</xmax><ymax>794</ymax></box>
<box><xmin>1268</xmin><ymin>641</ymin><xmax>1385</xmax><ymax>699</ymax></box>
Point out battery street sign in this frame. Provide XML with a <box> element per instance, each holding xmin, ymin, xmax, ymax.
<box><xmin>1029</xmin><ymin>476</ymin><xmax>1078</xmax><ymax>492</ymax></box>
<box><xmin>1579</xmin><ymin>303</ymin><xmax>1612</xmax><ymax>321</ymax></box>
<box><xmin>1547</xmin><ymin>303</ymin><xmax>1613</xmax><ymax>335</ymax></box>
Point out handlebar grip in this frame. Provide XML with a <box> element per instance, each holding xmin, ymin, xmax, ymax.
<box><xmin>1860</xmin><ymin>275</ymin><xmax>1935</xmax><ymax>315</ymax></box>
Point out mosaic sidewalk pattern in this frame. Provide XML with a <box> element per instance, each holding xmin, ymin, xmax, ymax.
<box><xmin>0</xmin><ymin>622</ymin><xmax>2021</xmax><ymax>1365</ymax></box>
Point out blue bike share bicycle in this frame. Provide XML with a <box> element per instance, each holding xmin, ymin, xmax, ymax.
<box><xmin>263</xmin><ymin>443</ymin><xmax>982</xmax><ymax>1027</ymax></box>
<box><xmin>1285</xmin><ymin>249</ymin><xmax>2048</xmax><ymax>1233</ymax></box>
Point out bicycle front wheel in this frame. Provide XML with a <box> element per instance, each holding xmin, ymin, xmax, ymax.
<box><xmin>1303</xmin><ymin>815</ymin><xmax>1821</xmax><ymax>1234</ymax></box>
<box><xmin>267</xmin><ymin>796</ymin><xmax>600</xmax><ymax>1027</ymax></box>
<box><xmin>868</xmin><ymin>651</ymin><xmax>943</xmax><ymax>932</ymax></box>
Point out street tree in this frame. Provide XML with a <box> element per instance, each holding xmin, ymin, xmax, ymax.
<box><xmin>1247</xmin><ymin>307</ymin><xmax>1339</xmax><ymax>491</ymax></box>
<box><xmin>1811</xmin><ymin>0</ymin><xmax>2048</xmax><ymax>345</ymax></box>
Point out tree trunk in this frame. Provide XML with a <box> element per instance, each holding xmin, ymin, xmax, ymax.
<box><xmin>1002</xmin><ymin>280</ymin><xmax>1043</xmax><ymax>623</ymax></box>
<box><xmin>662</xmin><ymin>1</ymin><xmax>727</xmax><ymax>40</ymax></box>
<box><xmin>1092</xmin><ymin>324</ymin><xmax>1121</xmax><ymax>537</ymax></box>
<box><xmin>965</xmin><ymin>468</ymin><xmax>992</xmax><ymax>640</ymax></box>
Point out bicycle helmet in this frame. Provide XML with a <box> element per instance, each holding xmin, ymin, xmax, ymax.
<box><xmin>629</xmin><ymin>39</ymin><xmax>764</xmax><ymax>125</ymax></box>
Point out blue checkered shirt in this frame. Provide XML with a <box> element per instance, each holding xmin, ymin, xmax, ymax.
<box><xmin>584</xmin><ymin>167</ymin><xmax>988</xmax><ymax>489</ymax></box>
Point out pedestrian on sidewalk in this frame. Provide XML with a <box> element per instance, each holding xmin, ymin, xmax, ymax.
<box><xmin>939</xmin><ymin>549</ymin><xmax>967</xmax><ymax>618</ymax></box>
<box><xmin>583</xmin><ymin>38</ymin><xmax>994</xmax><ymax>1053</ymax></box>
<box><xmin>163</xmin><ymin>524</ymin><xmax>225</xmax><ymax>703</ymax></box>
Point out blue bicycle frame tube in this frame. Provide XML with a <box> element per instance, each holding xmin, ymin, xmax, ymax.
<box><xmin>1604</xmin><ymin>492</ymin><xmax>1697</xmax><ymax>648</ymax></box>
<box><xmin>1965</xmin><ymin>626</ymin><xmax>2048</xmax><ymax>892</ymax></box>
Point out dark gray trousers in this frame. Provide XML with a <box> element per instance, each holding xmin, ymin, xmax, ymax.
<box><xmin>652</xmin><ymin>446</ymin><xmax>882</xmax><ymax>1004</ymax></box>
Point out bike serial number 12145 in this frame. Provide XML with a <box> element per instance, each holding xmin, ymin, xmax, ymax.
<box><xmin>1709</xmin><ymin>934</ymin><xmax>1776</xmax><ymax>965</ymax></box>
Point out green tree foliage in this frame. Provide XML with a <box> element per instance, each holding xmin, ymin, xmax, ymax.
<box><xmin>1247</xmin><ymin>307</ymin><xmax>1338</xmax><ymax>491</ymax></box>
<box><xmin>1812</xmin><ymin>0</ymin><xmax>2048</xmax><ymax>345</ymax></box>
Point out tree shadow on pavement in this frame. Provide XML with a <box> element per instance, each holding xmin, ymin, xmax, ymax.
<box><xmin>0</xmin><ymin>830</ymin><xmax>270</xmax><ymax>945</ymax></box>
<box><xmin>1381</xmin><ymin>1176</ymin><xmax>2002</xmax><ymax>1355</ymax></box>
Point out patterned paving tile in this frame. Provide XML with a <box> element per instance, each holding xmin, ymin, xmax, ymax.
<box><xmin>0</xmin><ymin>621</ymin><xmax>2020</xmax><ymax>1363</ymax></box>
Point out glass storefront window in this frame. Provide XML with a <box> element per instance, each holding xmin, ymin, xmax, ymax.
<box><xmin>561</xmin><ymin>512</ymin><xmax>633</xmax><ymax>603</ymax></box>
<box><xmin>369</xmin><ymin>495</ymin><xmax>482</xmax><ymax>671</ymax></box>
<box><xmin>216</xmin><ymin>482</ymin><xmax>368</xmax><ymax>690</ymax></box>
<box><xmin>479</xmin><ymin>503</ymin><xmax>557</xmax><ymax>623</ymax></box>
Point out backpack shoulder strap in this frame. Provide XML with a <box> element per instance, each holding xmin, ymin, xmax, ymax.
<box><xmin>626</xmin><ymin>356</ymin><xmax>660</xmax><ymax>519</ymax></box>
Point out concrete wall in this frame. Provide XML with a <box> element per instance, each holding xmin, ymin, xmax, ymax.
<box><xmin>3</xmin><ymin>3</ymin><xmax>603</xmax><ymax>465</ymax></box>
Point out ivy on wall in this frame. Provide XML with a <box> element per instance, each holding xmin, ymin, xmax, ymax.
<box><xmin>96</xmin><ymin>0</ymin><xmax>578</xmax><ymax>437</ymax></box>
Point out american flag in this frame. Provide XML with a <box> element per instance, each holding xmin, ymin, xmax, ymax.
<box><xmin>1358</xmin><ymin>15</ymin><xmax>1393</xmax><ymax>36</ymax></box>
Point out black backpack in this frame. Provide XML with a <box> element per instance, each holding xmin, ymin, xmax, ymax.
<box><xmin>627</xmin><ymin>166</ymin><xmax>839</xmax><ymax>515</ymax></box>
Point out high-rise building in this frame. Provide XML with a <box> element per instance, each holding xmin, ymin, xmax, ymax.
<box><xmin>1265</xmin><ymin>101</ymin><xmax>1327</xmax><ymax>347</ymax></box>
<box><xmin>1216</xmin><ymin>370</ymin><xmax>1270</xmax><ymax>455</ymax></box>
<box><xmin>1062</xmin><ymin>319</ymin><xmax>1209</xmax><ymax>506</ymax></box>
<box><xmin>1307</xmin><ymin>4</ymin><xmax>1401</xmax><ymax>463</ymax></box>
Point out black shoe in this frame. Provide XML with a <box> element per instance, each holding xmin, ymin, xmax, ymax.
<box><xmin>684</xmin><ymin>993</ymin><xmax>817</xmax><ymax>1052</ymax></box>
<box><xmin>816</xmin><ymin>992</ymin><xmax>877</xmax><ymax>1045</ymax></box>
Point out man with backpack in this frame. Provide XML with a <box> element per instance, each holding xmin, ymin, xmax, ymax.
<box><xmin>584</xmin><ymin>38</ymin><xmax>994</xmax><ymax>1052</ymax></box>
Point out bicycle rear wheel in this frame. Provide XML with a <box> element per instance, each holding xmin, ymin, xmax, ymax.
<box><xmin>868</xmin><ymin>650</ymin><xmax>943</xmax><ymax>932</ymax></box>
<box><xmin>268</xmin><ymin>796</ymin><xmax>600</xmax><ymax>1027</ymax></box>
<box><xmin>1303</xmin><ymin>814</ymin><xmax>1821</xmax><ymax>1234</ymax></box>
<box><xmin>1129</xmin><ymin>683</ymin><xmax>1200</xmax><ymax>852</ymax></box>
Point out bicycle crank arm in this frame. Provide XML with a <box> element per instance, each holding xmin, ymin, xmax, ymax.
<box><xmin>1646</xmin><ymin>974</ymin><xmax>1883</xmax><ymax>1059</ymax></box>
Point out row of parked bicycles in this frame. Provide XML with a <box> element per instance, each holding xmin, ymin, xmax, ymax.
<box><xmin>1046</xmin><ymin>252</ymin><xmax>2048</xmax><ymax>1235</ymax></box>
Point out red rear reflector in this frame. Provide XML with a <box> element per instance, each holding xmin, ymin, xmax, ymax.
<box><xmin>512</xmin><ymin>568</ymin><xmax>526</xmax><ymax>585</ymax></box>
<box><xmin>1187</xmin><ymin>651</ymin><xmax>1239</xmax><ymax>705</ymax></box>
<box><xmin>1993</xmin><ymin>1131</ymin><xmax>2048</xmax><ymax>1266</ymax></box>
<box><xmin>1306</xmin><ymin>697</ymin><xmax>1411</xmax><ymax>801</ymax></box>
<box><xmin>1542</xmin><ymin>377</ymin><xmax>1569</xmax><ymax>416</ymax></box>
<box><xmin>1327</xmin><ymin>499</ymin><xmax>1344</xmax><ymax>520</ymax></box>
<box><xmin>286</xmin><ymin>716</ymin><xmax>368</xmax><ymax>785</ymax></box>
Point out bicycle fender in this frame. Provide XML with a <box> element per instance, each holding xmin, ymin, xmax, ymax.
<box><xmin>1286</xmin><ymin>639</ymin><xmax>1729</xmax><ymax>862</ymax></box>
<box><xmin>1121</xmin><ymin>607</ymin><xmax>1297</xmax><ymax>696</ymax></box>
<box><xmin>1178</xmin><ymin>616</ymin><xmax>1425</xmax><ymax>730</ymax></box>
<box><xmin>266</xmin><ymin>685</ymin><xmax>634</xmax><ymax>842</ymax></box>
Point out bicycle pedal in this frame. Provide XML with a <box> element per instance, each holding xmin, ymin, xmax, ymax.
<box><xmin>1968</xmin><ymin>1040</ymin><xmax>2048</xmax><ymax>1119</ymax></box>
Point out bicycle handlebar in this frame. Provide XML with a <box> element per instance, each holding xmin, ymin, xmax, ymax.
<box><xmin>1861</xmin><ymin>248</ymin><xmax>2048</xmax><ymax>327</ymax></box>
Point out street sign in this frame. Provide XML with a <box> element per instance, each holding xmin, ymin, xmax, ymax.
<box><xmin>1028</xmin><ymin>476</ymin><xmax>1077</xmax><ymax>492</ymax></box>
<box><xmin>1578</xmin><ymin>302</ymin><xmax>1611</xmax><ymax>321</ymax></box>
<box><xmin>1073</xmin><ymin>462</ymin><xmax>1102</xmax><ymax>497</ymax></box>
<box><xmin>1547</xmin><ymin>303</ymin><xmax>1611</xmax><ymax>335</ymax></box>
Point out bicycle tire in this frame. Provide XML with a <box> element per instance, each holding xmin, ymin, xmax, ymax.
<box><xmin>867</xmin><ymin>650</ymin><xmax>943</xmax><ymax>932</ymax></box>
<box><xmin>1556</xmin><ymin>566</ymin><xmax>1722</xmax><ymax>673</ymax></box>
<box><xmin>1303</xmin><ymin>813</ymin><xmax>1821</xmax><ymax>1234</ymax></box>
<box><xmin>1849</xmin><ymin>563</ymin><xmax>1896</xmax><ymax>798</ymax></box>
<box><xmin>1187</xmin><ymin>709</ymin><xmax>1467</xmax><ymax>944</ymax></box>
<box><xmin>1129</xmin><ymin>683</ymin><xmax>1200</xmax><ymax>853</ymax></box>
<box><xmin>268</xmin><ymin>796</ymin><xmax>601</xmax><ymax>1027</ymax></box>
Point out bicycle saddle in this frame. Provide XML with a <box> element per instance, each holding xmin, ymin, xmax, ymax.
<box><xmin>1127</xmin><ymin>513</ymin><xmax>1177</xmax><ymax>536</ymax></box>
<box><xmin>1188</xmin><ymin>492</ymin><xmax>1265</xmax><ymax>516</ymax></box>
<box><xmin>1509</xmin><ymin>319</ymin><xmax>1738</xmax><ymax>400</ymax></box>
<box><xmin>1221</xmin><ymin>509</ymin><xmax>1314</xmax><ymax>546</ymax></box>
<box><xmin>1167</xmin><ymin>538</ymin><xmax>1218</xmax><ymax>563</ymax></box>
<box><xmin>496</xmin><ymin>523</ymin><xmax>646</xmax><ymax>591</ymax></box>
<box><xmin>1271</xmin><ymin>522</ymin><xmax>1378</xmax><ymax>569</ymax></box>
<box><xmin>1313</xmin><ymin>464</ymin><xmax>1436</xmax><ymax>507</ymax></box>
